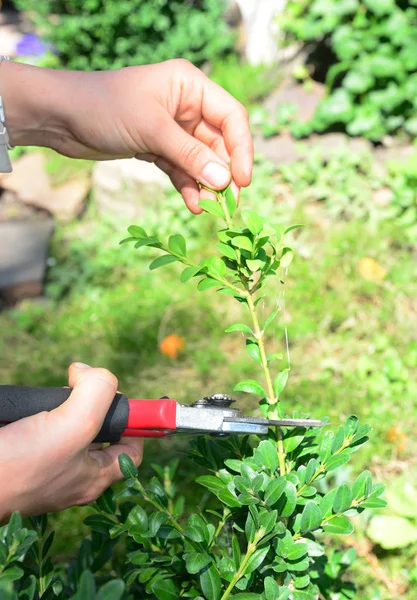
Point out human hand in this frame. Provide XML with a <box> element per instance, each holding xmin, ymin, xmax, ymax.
<box><xmin>0</xmin><ymin>363</ymin><xmax>143</xmax><ymax>522</ymax></box>
<box><xmin>3</xmin><ymin>59</ymin><xmax>253</xmax><ymax>213</ymax></box>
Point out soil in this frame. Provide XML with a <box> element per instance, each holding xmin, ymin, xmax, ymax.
<box><xmin>0</xmin><ymin>187</ymin><xmax>49</xmax><ymax>222</ymax></box>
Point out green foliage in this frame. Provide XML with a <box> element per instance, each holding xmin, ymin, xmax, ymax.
<box><xmin>2</xmin><ymin>157</ymin><xmax>413</xmax><ymax>596</ymax></box>
<box><xmin>209</xmin><ymin>55</ymin><xmax>278</xmax><ymax>108</ymax></box>
<box><xmin>16</xmin><ymin>0</ymin><xmax>234</xmax><ymax>70</ymax></box>
<box><xmin>282</xmin><ymin>0</ymin><xmax>417</xmax><ymax>140</ymax></box>
<box><xmin>366</xmin><ymin>478</ymin><xmax>417</xmax><ymax>549</ymax></box>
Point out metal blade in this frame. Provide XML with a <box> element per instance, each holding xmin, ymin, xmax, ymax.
<box><xmin>223</xmin><ymin>416</ymin><xmax>325</xmax><ymax>428</ymax></box>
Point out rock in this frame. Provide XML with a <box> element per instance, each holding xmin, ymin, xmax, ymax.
<box><xmin>255</xmin><ymin>131</ymin><xmax>373</xmax><ymax>166</ymax></box>
<box><xmin>254</xmin><ymin>132</ymin><xmax>301</xmax><ymax>164</ymax></box>
<box><xmin>374</xmin><ymin>144</ymin><xmax>416</xmax><ymax>166</ymax></box>
<box><xmin>309</xmin><ymin>133</ymin><xmax>373</xmax><ymax>160</ymax></box>
<box><xmin>0</xmin><ymin>215</ymin><xmax>54</xmax><ymax>289</ymax></box>
<box><xmin>0</xmin><ymin>152</ymin><xmax>90</xmax><ymax>221</ymax></box>
<box><xmin>92</xmin><ymin>158</ymin><xmax>170</xmax><ymax>219</ymax></box>
<box><xmin>0</xmin><ymin>152</ymin><xmax>50</xmax><ymax>204</ymax></box>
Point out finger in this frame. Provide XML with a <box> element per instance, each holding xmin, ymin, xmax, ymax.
<box><xmin>53</xmin><ymin>363</ymin><xmax>119</xmax><ymax>449</ymax></box>
<box><xmin>154</xmin><ymin>157</ymin><xmax>202</xmax><ymax>214</ymax></box>
<box><xmin>89</xmin><ymin>437</ymin><xmax>144</xmax><ymax>486</ymax></box>
<box><xmin>200</xmin><ymin>78</ymin><xmax>253</xmax><ymax>187</ymax></box>
<box><xmin>147</xmin><ymin>108</ymin><xmax>232</xmax><ymax>191</ymax></box>
<box><xmin>193</xmin><ymin>120</ymin><xmax>229</xmax><ymax>163</ymax></box>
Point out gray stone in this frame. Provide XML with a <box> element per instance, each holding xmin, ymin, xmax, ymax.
<box><xmin>92</xmin><ymin>158</ymin><xmax>170</xmax><ymax>219</ymax></box>
<box><xmin>0</xmin><ymin>216</ymin><xmax>54</xmax><ymax>289</ymax></box>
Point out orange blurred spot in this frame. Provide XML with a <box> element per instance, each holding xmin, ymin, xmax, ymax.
<box><xmin>386</xmin><ymin>425</ymin><xmax>401</xmax><ymax>443</ymax></box>
<box><xmin>358</xmin><ymin>257</ymin><xmax>387</xmax><ymax>281</ymax></box>
<box><xmin>385</xmin><ymin>425</ymin><xmax>407</xmax><ymax>454</ymax></box>
<box><xmin>159</xmin><ymin>334</ymin><xmax>185</xmax><ymax>359</ymax></box>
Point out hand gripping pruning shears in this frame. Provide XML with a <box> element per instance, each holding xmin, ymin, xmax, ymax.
<box><xmin>0</xmin><ymin>387</ymin><xmax>324</xmax><ymax>443</ymax></box>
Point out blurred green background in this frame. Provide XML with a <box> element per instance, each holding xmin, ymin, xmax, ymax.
<box><xmin>1</xmin><ymin>1</ymin><xmax>417</xmax><ymax>598</ymax></box>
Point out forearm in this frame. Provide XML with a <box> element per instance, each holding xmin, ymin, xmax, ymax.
<box><xmin>0</xmin><ymin>60</ymin><xmax>74</xmax><ymax>148</ymax></box>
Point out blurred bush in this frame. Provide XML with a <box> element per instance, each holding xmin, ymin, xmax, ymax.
<box><xmin>15</xmin><ymin>0</ymin><xmax>234</xmax><ymax>70</ymax></box>
<box><xmin>282</xmin><ymin>0</ymin><xmax>417</xmax><ymax>141</ymax></box>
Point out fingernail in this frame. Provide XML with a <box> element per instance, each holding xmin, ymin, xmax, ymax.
<box><xmin>73</xmin><ymin>362</ymin><xmax>90</xmax><ymax>369</ymax></box>
<box><xmin>231</xmin><ymin>180</ymin><xmax>240</xmax><ymax>202</ymax></box>
<box><xmin>201</xmin><ymin>162</ymin><xmax>231</xmax><ymax>189</ymax></box>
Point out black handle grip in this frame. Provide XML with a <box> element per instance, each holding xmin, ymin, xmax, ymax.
<box><xmin>0</xmin><ymin>386</ymin><xmax>129</xmax><ymax>443</ymax></box>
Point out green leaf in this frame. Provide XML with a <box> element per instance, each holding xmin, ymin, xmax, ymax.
<box><xmin>206</xmin><ymin>256</ymin><xmax>227</xmax><ymax>279</ymax></box>
<box><xmin>284</xmin><ymin>225</ymin><xmax>304</xmax><ymax>234</ymax></box>
<box><xmin>151</xmin><ymin>578</ymin><xmax>179</xmax><ymax>600</ymax></box>
<box><xmin>217</xmin><ymin>487</ymin><xmax>242</xmax><ymax>508</ymax></box>
<box><xmin>184</xmin><ymin>525</ymin><xmax>205</xmax><ymax>543</ymax></box>
<box><xmin>242</xmin><ymin>210</ymin><xmax>264</xmax><ymax>235</ymax></box>
<box><xmin>300</xmin><ymin>502</ymin><xmax>323</xmax><ymax>533</ymax></box>
<box><xmin>180</xmin><ymin>266</ymin><xmax>201</xmax><ymax>282</ymax></box>
<box><xmin>246</xmin><ymin>340</ymin><xmax>262</xmax><ymax>364</ymax></box>
<box><xmin>333</xmin><ymin>484</ymin><xmax>353</xmax><ymax>513</ymax></box>
<box><xmin>367</xmin><ymin>515</ymin><xmax>417</xmax><ymax>549</ymax></box>
<box><xmin>198</xmin><ymin>278</ymin><xmax>221</xmax><ymax>291</ymax></box>
<box><xmin>168</xmin><ymin>234</ymin><xmax>186</xmax><ymax>256</ymax></box>
<box><xmin>119</xmin><ymin>236</ymin><xmax>136</xmax><ymax>245</ymax></box>
<box><xmin>184</xmin><ymin>552</ymin><xmax>212</xmax><ymax>575</ymax></box>
<box><xmin>246</xmin><ymin>259</ymin><xmax>263</xmax><ymax>272</ymax></box>
<box><xmin>254</xmin><ymin>440</ymin><xmax>279</xmax><ymax>472</ymax></box>
<box><xmin>264</xmin><ymin>309</ymin><xmax>280</xmax><ymax>331</ymax></box>
<box><xmin>273</xmin><ymin>369</ymin><xmax>289</xmax><ymax>398</ymax></box>
<box><xmin>134</xmin><ymin>236</ymin><xmax>160</xmax><ymax>249</ymax></box>
<box><xmin>216</xmin><ymin>242</ymin><xmax>237</xmax><ymax>261</ymax></box>
<box><xmin>326</xmin><ymin>453</ymin><xmax>350</xmax><ymax>471</ymax></box>
<box><xmin>244</xmin><ymin>546</ymin><xmax>269</xmax><ymax>575</ymax></box>
<box><xmin>127</xmin><ymin>225</ymin><xmax>147</xmax><ymax>238</ymax></box>
<box><xmin>352</xmin><ymin>470</ymin><xmax>372</xmax><ymax>500</ymax></box>
<box><xmin>280</xmin><ymin>249</ymin><xmax>293</xmax><ymax>269</ymax></box>
<box><xmin>264</xmin><ymin>478</ymin><xmax>287</xmax><ymax>506</ymax></box>
<box><xmin>264</xmin><ymin>577</ymin><xmax>280</xmax><ymax>600</ymax></box>
<box><xmin>267</xmin><ymin>352</ymin><xmax>283</xmax><ymax>363</ymax></box>
<box><xmin>234</xmin><ymin>380</ymin><xmax>266</xmax><ymax>397</ymax></box>
<box><xmin>232</xmin><ymin>595</ymin><xmax>262</xmax><ymax>599</ymax></box>
<box><xmin>323</xmin><ymin>516</ymin><xmax>354</xmax><ymax>535</ymax></box>
<box><xmin>224</xmin><ymin>184</ymin><xmax>237</xmax><ymax>218</ymax></box>
<box><xmin>225</xmin><ymin>323</ymin><xmax>253</xmax><ymax>335</ymax></box>
<box><xmin>83</xmin><ymin>514</ymin><xmax>114</xmax><ymax>535</ymax></box>
<box><xmin>149</xmin><ymin>255</ymin><xmax>179</xmax><ymax>270</ymax></box>
<box><xmin>196</xmin><ymin>475</ymin><xmax>225</xmax><ymax>494</ymax></box>
<box><xmin>200</xmin><ymin>564</ymin><xmax>222</xmax><ymax>600</ymax></box>
<box><xmin>286</xmin><ymin>543</ymin><xmax>308</xmax><ymax>561</ymax></box>
<box><xmin>0</xmin><ymin>566</ymin><xmax>24</xmax><ymax>584</ymax></box>
<box><xmin>96</xmin><ymin>580</ymin><xmax>125</xmax><ymax>600</ymax></box>
<box><xmin>231</xmin><ymin>236</ymin><xmax>253</xmax><ymax>252</ymax></box>
<box><xmin>199</xmin><ymin>199</ymin><xmax>225</xmax><ymax>218</ymax></box>
<box><xmin>282</xmin><ymin>482</ymin><xmax>297</xmax><ymax>517</ymax></box>
<box><xmin>118</xmin><ymin>453</ymin><xmax>138</xmax><ymax>479</ymax></box>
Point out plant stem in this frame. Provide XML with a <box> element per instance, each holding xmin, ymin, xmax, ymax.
<box><xmin>133</xmin><ymin>481</ymin><xmax>202</xmax><ymax>553</ymax></box>
<box><xmin>246</xmin><ymin>294</ymin><xmax>287</xmax><ymax>476</ymax></box>
<box><xmin>220</xmin><ymin>534</ymin><xmax>261</xmax><ymax>600</ymax></box>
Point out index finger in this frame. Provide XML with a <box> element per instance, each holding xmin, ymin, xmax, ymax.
<box><xmin>201</xmin><ymin>78</ymin><xmax>254</xmax><ymax>188</ymax></box>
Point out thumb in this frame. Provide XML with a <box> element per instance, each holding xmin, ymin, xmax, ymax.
<box><xmin>147</xmin><ymin>109</ymin><xmax>231</xmax><ymax>190</ymax></box>
<box><xmin>52</xmin><ymin>363</ymin><xmax>119</xmax><ymax>449</ymax></box>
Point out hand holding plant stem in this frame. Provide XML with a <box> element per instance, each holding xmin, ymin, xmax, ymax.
<box><xmin>121</xmin><ymin>184</ymin><xmax>296</xmax><ymax>472</ymax></box>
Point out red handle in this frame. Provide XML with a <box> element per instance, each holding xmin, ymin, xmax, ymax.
<box><xmin>124</xmin><ymin>399</ymin><xmax>177</xmax><ymax>435</ymax></box>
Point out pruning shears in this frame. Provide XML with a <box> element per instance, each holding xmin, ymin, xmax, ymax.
<box><xmin>0</xmin><ymin>387</ymin><xmax>324</xmax><ymax>443</ymax></box>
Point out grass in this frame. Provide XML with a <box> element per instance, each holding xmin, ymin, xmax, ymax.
<box><xmin>1</xmin><ymin>151</ymin><xmax>416</xmax><ymax>598</ymax></box>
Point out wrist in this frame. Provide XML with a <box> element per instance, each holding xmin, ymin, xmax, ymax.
<box><xmin>0</xmin><ymin>60</ymin><xmax>73</xmax><ymax>149</ymax></box>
